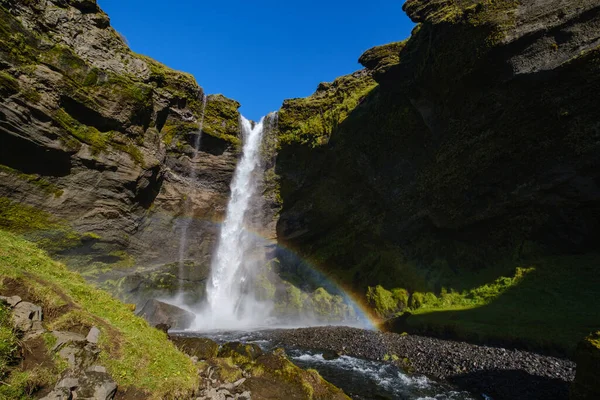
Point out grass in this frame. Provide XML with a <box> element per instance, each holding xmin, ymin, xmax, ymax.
<box><xmin>395</xmin><ymin>255</ymin><xmax>600</xmax><ymax>355</ymax></box>
<box><xmin>1</xmin><ymin>303</ymin><xmax>58</xmax><ymax>400</ymax></box>
<box><xmin>0</xmin><ymin>230</ymin><xmax>198</xmax><ymax>398</ymax></box>
<box><xmin>0</xmin><ymin>303</ymin><xmax>19</xmax><ymax>378</ymax></box>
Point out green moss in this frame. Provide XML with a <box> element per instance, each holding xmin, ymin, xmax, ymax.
<box><xmin>358</xmin><ymin>41</ymin><xmax>406</xmax><ymax>74</ymax></box>
<box><xmin>202</xmin><ymin>94</ymin><xmax>241</xmax><ymax>146</ymax></box>
<box><xmin>278</xmin><ymin>71</ymin><xmax>377</xmax><ymax>147</ymax></box>
<box><xmin>54</xmin><ymin>108</ymin><xmax>110</xmax><ymax>152</ymax></box>
<box><xmin>0</xmin><ymin>70</ymin><xmax>19</xmax><ymax>96</ymax></box>
<box><xmin>160</xmin><ymin>120</ymin><xmax>199</xmax><ymax>146</ymax></box>
<box><xmin>20</xmin><ymin>87</ymin><xmax>42</xmax><ymax>103</ymax></box>
<box><xmin>0</xmin><ymin>7</ymin><xmax>39</xmax><ymax>65</ymax></box>
<box><xmin>0</xmin><ymin>197</ymin><xmax>86</xmax><ymax>253</ymax></box>
<box><xmin>0</xmin><ymin>164</ymin><xmax>63</xmax><ymax>197</ymax></box>
<box><xmin>41</xmin><ymin>44</ymin><xmax>89</xmax><ymax>83</ymax></box>
<box><xmin>0</xmin><ymin>230</ymin><xmax>198</xmax><ymax>398</ymax></box>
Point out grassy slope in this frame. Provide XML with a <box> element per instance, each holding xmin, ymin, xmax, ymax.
<box><xmin>378</xmin><ymin>254</ymin><xmax>600</xmax><ymax>355</ymax></box>
<box><xmin>0</xmin><ymin>230</ymin><xmax>198</xmax><ymax>399</ymax></box>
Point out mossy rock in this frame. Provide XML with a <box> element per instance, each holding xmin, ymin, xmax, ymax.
<box><xmin>358</xmin><ymin>41</ymin><xmax>406</xmax><ymax>77</ymax></box>
<box><xmin>169</xmin><ymin>336</ymin><xmax>219</xmax><ymax>360</ymax></box>
<box><xmin>202</xmin><ymin>94</ymin><xmax>241</xmax><ymax>147</ymax></box>
<box><xmin>218</xmin><ymin>342</ymin><xmax>263</xmax><ymax>361</ymax></box>
<box><xmin>571</xmin><ymin>331</ymin><xmax>600</xmax><ymax>400</ymax></box>
<box><xmin>242</xmin><ymin>353</ymin><xmax>350</xmax><ymax>400</ymax></box>
<box><xmin>278</xmin><ymin>70</ymin><xmax>377</xmax><ymax>148</ymax></box>
<box><xmin>0</xmin><ymin>71</ymin><xmax>19</xmax><ymax>96</ymax></box>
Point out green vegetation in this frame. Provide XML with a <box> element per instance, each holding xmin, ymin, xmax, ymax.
<box><xmin>54</xmin><ymin>108</ymin><xmax>110</xmax><ymax>152</ymax></box>
<box><xmin>202</xmin><ymin>94</ymin><xmax>241</xmax><ymax>147</ymax></box>
<box><xmin>0</xmin><ymin>230</ymin><xmax>198</xmax><ymax>398</ymax></box>
<box><xmin>0</xmin><ymin>303</ymin><xmax>18</xmax><ymax>379</ymax></box>
<box><xmin>367</xmin><ymin>285</ymin><xmax>409</xmax><ymax>319</ymax></box>
<box><xmin>160</xmin><ymin>120</ymin><xmax>199</xmax><ymax>146</ymax></box>
<box><xmin>375</xmin><ymin>257</ymin><xmax>600</xmax><ymax>355</ymax></box>
<box><xmin>0</xmin><ymin>164</ymin><xmax>63</xmax><ymax>197</ymax></box>
<box><xmin>0</xmin><ymin>70</ymin><xmax>19</xmax><ymax>96</ymax></box>
<box><xmin>1</xmin><ymin>303</ymin><xmax>61</xmax><ymax>400</ymax></box>
<box><xmin>0</xmin><ymin>6</ymin><xmax>39</xmax><ymax>65</ymax></box>
<box><xmin>278</xmin><ymin>72</ymin><xmax>377</xmax><ymax>147</ymax></box>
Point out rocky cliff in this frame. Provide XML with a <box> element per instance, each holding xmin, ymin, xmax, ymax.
<box><xmin>273</xmin><ymin>0</ymin><xmax>600</xmax><ymax>354</ymax></box>
<box><xmin>0</xmin><ymin>0</ymin><xmax>241</xmax><ymax>303</ymax></box>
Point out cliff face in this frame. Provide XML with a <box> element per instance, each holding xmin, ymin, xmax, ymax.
<box><xmin>275</xmin><ymin>0</ymin><xmax>600</xmax><ymax>294</ymax></box>
<box><xmin>0</xmin><ymin>0</ymin><xmax>241</xmax><ymax>302</ymax></box>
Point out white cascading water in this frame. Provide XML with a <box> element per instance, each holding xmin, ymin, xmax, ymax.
<box><xmin>195</xmin><ymin>115</ymin><xmax>273</xmax><ymax>329</ymax></box>
<box><xmin>177</xmin><ymin>94</ymin><xmax>208</xmax><ymax>295</ymax></box>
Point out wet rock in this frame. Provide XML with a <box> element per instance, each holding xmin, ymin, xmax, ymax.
<box><xmin>137</xmin><ymin>299</ymin><xmax>195</xmax><ymax>330</ymax></box>
<box><xmin>265</xmin><ymin>326</ymin><xmax>577</xmax><ymax>400</ymax></box>
<box><xmin>322</xmin><ymin>349</ymin><xmax>342</xmax><ymax>360</ymax></box>
<box><xmin>169</xmin><ymin>336</ymin><xmax>221</xmax><ymax>359</ymax></box>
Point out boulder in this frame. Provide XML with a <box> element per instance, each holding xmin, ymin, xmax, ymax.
<box><xmin>0</xmin><ymin>295</ymin><xmax>22</xmax><ymax>307</ymax></box>
<box><xmin>11</xmin><ymin>301</ymin><xmax>43</xmax><ymax>334</ymax></box>
<box><xmin>52</xmin><ymin>330</ymin><xmax>99</xmax><ymax>369</ymax></box>
<box><xmin>571</xmin><ymin>331</ymin><xmax>600</xmax><ymax>400</ymax></box>
<box><xmin>169</xmin><ymin>336</ymin><xmax>219</xmax><ymax>360</ymax></box>
<box><xmin>137</xmin><ymin>299</ymin><xmax>195</xmax><ymax>330</ymax></box>
<box><xmin>86</xmin><ymin>326</ymin><xmax>101</xmax><ymax>344</ymax></box>
<box><xmin>47</xmin><ymin>368</ymin><xmax>117</xmax><ymax>400</ymax></box>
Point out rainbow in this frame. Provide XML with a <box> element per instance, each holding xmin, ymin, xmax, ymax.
<box><xmin>160</xmin><ymin>210</ymin><xmax>381</xmax><ymax>330</ymax></box>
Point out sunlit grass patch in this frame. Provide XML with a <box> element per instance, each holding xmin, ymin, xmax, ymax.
<box><xmin>0</xmin><ymin>230</ymin><xmax>198</xmax><ymax>398</ymax></box>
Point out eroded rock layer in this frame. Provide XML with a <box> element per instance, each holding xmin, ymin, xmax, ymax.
<box><xmin>0</xmin><ymin>0</ymin><xmax>242</xmax><ymax>303</ymax></box>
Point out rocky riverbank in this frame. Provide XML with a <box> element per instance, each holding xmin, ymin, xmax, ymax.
<box><xmin>259</xmin><ymin>326</ymin><xmax>576</xmax><ymax>400</ymax></box>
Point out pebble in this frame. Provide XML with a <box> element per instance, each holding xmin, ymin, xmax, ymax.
<box><xmin>260</xmin><ymin>326</ymin><xmax>576</xmax><ymax>400</ymax></box>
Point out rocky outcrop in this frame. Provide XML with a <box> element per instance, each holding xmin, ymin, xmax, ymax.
<box><xmin>170</xmin><ymin>335</ymin><xmax>351</xmax><ymax>400</ymax></box>
<box><xmin>137</xmin><ymin>299</ymin><xmax>195</xmax><ymax>330</ymax></box>
<box><xmin>0</xmin><ymin>0</ymin><xmax>241</xmax><ymax>304</ymax></box>
<box><xmin>274</xmin><ymin>0</ymin><xmax>600</xmax><ymax>296</ymax></box>
<box><xmin>1</xmin><ymin>295</ymin><xmax>118</xmax><ymax>400</ymax></box>
<box><xmin>571</xmin><ymin>331</ymin><xmax>600</xmax><ymax>400</ymax></box>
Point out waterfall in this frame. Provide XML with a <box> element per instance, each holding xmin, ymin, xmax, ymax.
<box><xmin>177</xmin><ymin>94</ymin><xmax>208</xmax><ymax>296</ymax></box>
<box><xmin>196</xmin><ymin>114</ymin><xmax>274</xmax><ymax>329</ymax></box>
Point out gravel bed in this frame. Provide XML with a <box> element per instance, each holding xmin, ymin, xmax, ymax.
<box><xmin>260</xmin><ymin>326</ymin><xmax>576</xmax><ymax>400</ymax></box>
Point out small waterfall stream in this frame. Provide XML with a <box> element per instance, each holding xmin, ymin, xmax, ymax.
<box><xmin>177</xmin><ymin>94</ymin><xmax>208</xmax><ymax>295</ymax></box>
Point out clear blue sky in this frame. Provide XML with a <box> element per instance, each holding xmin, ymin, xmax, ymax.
<box><xmin>97</xmin><ymin>0</ymin><xmax>414</xmax><ymax>120</ymax></box>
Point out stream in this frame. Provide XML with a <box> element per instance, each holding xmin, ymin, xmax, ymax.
<box><xmin>177</xmin><ymin>329</ymin><xmax>478</xmax><ymax>400</ymax></box>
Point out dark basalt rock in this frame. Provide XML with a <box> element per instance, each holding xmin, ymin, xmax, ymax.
<box><xmin>571</xmin><ymin>331</ymin><xmax>600</xmax><ymax>400</ymax></box>
<box><xmin>137</xmin><ymin>299</ymin><xmax>195</xmax><ymax>330</ymax></box>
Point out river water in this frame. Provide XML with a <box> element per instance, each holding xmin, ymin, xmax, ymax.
<box><xmin>180</xmin><ymin>329</ymin><xmax>477</xmax><ymax>400</ymax></box>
